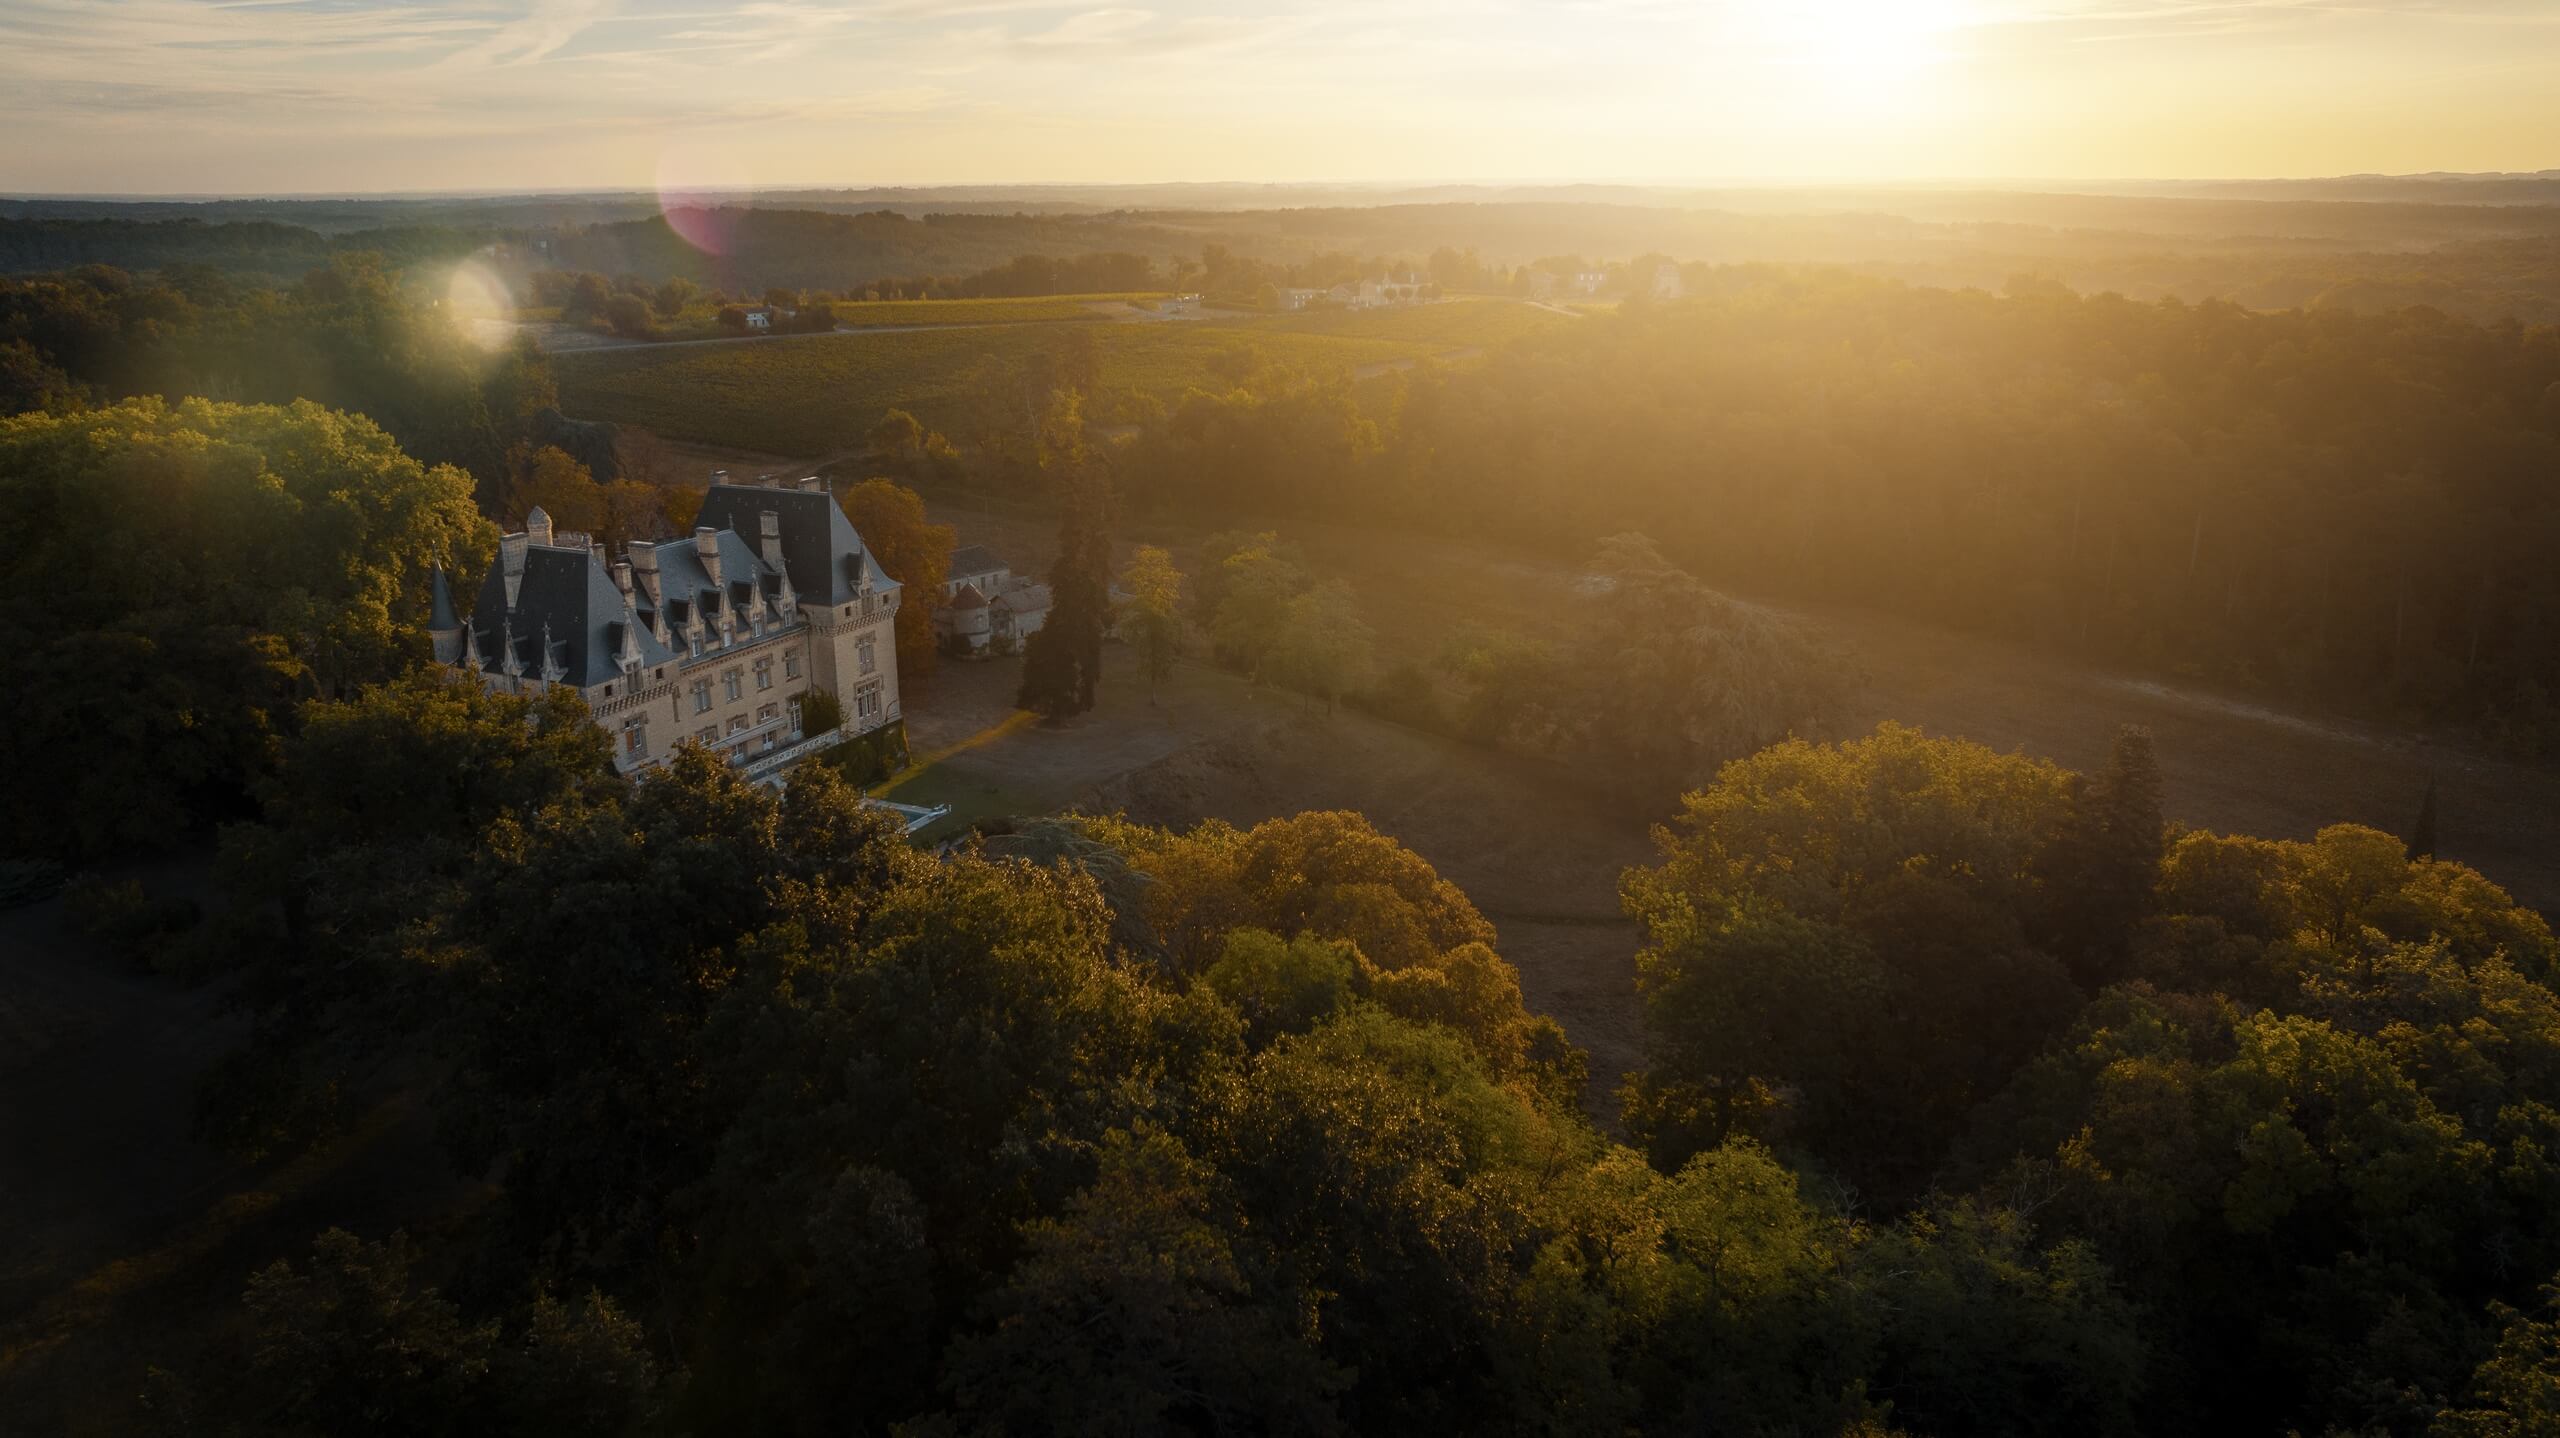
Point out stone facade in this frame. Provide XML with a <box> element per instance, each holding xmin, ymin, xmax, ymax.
<box><xmin>432</xmin><ymin>478</ymin><xmax>901</xmax><ymax>783</ymax></box>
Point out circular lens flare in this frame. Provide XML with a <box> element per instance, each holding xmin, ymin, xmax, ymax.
<box><xmin>446</xmin><ymin>259</ymin><xmax>516</xmax><ymax>351</ymax></box>
<box><xmin>657</xmin><ymin>143</ymin><xmax>753</xmax><ymax>256</ymax></box>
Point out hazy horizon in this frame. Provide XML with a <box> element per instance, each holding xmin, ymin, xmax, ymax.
<box><xmin>8</xmin><ymin>0</ymin><xmax>2558</xmax><ymax>196</ymax></box>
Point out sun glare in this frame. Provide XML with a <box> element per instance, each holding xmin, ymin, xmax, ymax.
<box><xmin>444</xmin><ymin>260</ymin><xmax>514</xmax><ymax>351</ymax></box>
<box><xmin>1740</xmin><ymin>0</ymin><xmax>1973</xmax><ymax>115</ymax></box>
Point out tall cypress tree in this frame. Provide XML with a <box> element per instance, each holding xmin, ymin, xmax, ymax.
<box><xmin>1017</xmin><ymin>393</ymin><xmax>1112</xmax><ymax>722</ymax></box>
<box><xmin>2408</xmin><ymin>779</ymin><xmax>2440</xmax><ymax>860</ymax></box>
<box><xmin>2030</xmin><ymin>726</ymin><xmax>2168</xmax><ymax>988</ymax></box>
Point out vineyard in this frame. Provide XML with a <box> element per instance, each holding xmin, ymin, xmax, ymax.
<box><xmin>827</xmin><ymin>293</ymin><xmax>1166</xmax><ymax>326</ymax></box>
<box><xmin>554</xmin><ymin>306</ymin><xmax>1535</xmax><ymax>454</ymax></box>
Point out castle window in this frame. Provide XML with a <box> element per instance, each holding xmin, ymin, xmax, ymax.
<box><xmin>727</xmin><ymin>715</ymin><xmax>748</xmax><ymax>735</ymax></box>
<box><xmin>724</xmin><ymin>669</ymin><xmax>744</xmax><ymax>702</ymax></box>
<box><xmin>754</xmin><ymin>658</ymin><xmax>772</xmax><ymax>691</ymax></box>
<box><xmin>757</xmin><ymin>703</ymin><xmax>778</xmax><ymax>724</ymax></box>
<box><xmin>691</xmin><ymin>679</ymin><xmax>712</xmax><ymax>714</ymax></box>
<box><xmin>696</xmin><ymin>726</ymin><xmax>716</xmax><ymax>744</ymax></box>
<box><xmin>622</xmin><ymin>716</ymin><xmax>646</xmax><ymax>757</ymax></box>
<box><xmin>857</xmin><ymin>636</ymin><xmax>876</xmax><ymax>676</ymax></box>
<box><xmin>784</xmin><ymin>649</ymin><xmax>801</xmax><ymax>679</ymax></box>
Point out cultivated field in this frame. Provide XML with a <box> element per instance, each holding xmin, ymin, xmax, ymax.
<box><xmin>556</xmin><ymin>299</ymin><xmax>1564</xmax><ymax>453</ymax></box>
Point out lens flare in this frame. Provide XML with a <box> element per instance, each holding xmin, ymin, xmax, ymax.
<box><xmin>445</xmin><ymin>259</ymin><xmax>515</xmax><ymax>351</ymax></box>
<box><xmin>657</xmin><ymin>143</ymin><xmax>753</xmax><ymax>256</ymax></box>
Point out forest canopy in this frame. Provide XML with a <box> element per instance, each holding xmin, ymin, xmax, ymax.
<box><xmin>0</xmin><ymin>396</ymin><xmax>491</xmax><ymax>860</ymax></box>
<box><xmin>119</xmin><ymin>683</ymin><xmax>2560</xmax><ymax>1437</ymax></box>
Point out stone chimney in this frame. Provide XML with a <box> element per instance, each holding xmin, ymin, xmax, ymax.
<box><xmin>758</xmin><ymin>510</ymin><xmax>784</xmax><ymax>569</ymax></box>
<box><xmin>499</xmin><ymin>531</ymin><xmax>529</xmax><ymax>609</ymax></box>
<box><xmin>524</xmin><ymin>505</ymin><xmax>554</xmax><ymax>546</ymax></box>
<box><xmin>798</xmin><ymin>476</ymin><xmax>822</xmax><ymax>492</ymax></box>
<box><xmin>612</xmin><ymin>560</ymin><xmax>636</xmax><ymax>602</ymax></box>
<box><xmin>695</xmin><ymin>526</ymin><xmax>723</xmax><ymax>589</ymax></box>
<box><xmin>626</xmin><ymin>540</ymin><xmax>661</xmax><ymax>604</ymax></box>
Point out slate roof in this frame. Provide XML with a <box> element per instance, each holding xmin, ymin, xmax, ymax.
<box><xmin>994</xmin><ymin>581</ymin><xmax>1051</xmax><ymax>615</ymax></box>
<box><xmin>633</xmin><ymin>529</ymin><xmax>777</xmax><ymax>640</ymax></box>
<box><xmin>949</xmin><ymin>582</ymin><xmax>989</xmax><ymax>611</ymax></box>
<box><xmin>691</xmin><ymin>482</ymin><xmax>898</xmax><ymax>607</ymax></box>
<box><xmin>460</xmin><ymin>480</ymin><xmax>893</xmax><ymax>692</ymax></box>
<box><xmin>428</xmin><ymin>567</ymin><xmax>458</xmax><ymax>631</ymax></box>
<box><xmin>466</xmin><ymin>541</ymin><xmax>678</xmax><ymax>689</ymax></box>
<box><xmin>947</xmin><ymin>545</ymin><xmax>1007</xmax><ymax>580</ymax></box>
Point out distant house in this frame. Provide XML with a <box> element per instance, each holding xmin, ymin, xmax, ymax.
<box><xmin>743</xmin><ymin>308</ymin><xmax>773</xmax><ymax>332</ymax></box>
<box><xmin>1279</xmin><ymin>287</ymin><xmax>1326</xmax><ymax>311</ymax></box>
<box><xmin>1525</xmin><ymin>269</ymin><xmax>1610</xmax><ymax>302</ymax></box>
<box><xmin>935</xmin><ymin>543</ymin><xmax>1053</xmax><ymax>657</ymax></box>
<box><xmin>1649</xmin><ymin>265</ymin><xmax>1686</xmax><ymax>300</ymax></box>
<box><xmin>1323</xmin><ymin>275</ymin><xmax>1426</xmax><ymax>310</ymax></box>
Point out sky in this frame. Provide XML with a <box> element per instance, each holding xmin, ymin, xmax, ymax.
<box><xmin>3</xmin><ymin>0</ymin><xmax>2557</xmax><ymax>195</ymax></box>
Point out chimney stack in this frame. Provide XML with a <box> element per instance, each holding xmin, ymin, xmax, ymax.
<box><xmin>627</xmin><ymin>540</ymin><xmax>661</xmax><ymax>604</ymax></box>
<box><xmin>524</xmin><ymin>505</ymin><xmax>554</xmax><ymax>546</ymax></box>
<box><xmin>695</xmin><ymin>526</ymin><xmax>723</xmax><ymax>589</ymax></box>
<box><xmin>499</xmin><ymin>531</ymin><xmax>529</xmax><ymax>609</ymax></box>
<box><xmin>758</xmin><ymin>510</ymin><xmax>784</xmax><ymax>569</ymax></box>
<box><xmin>612</xmin><ymin>560</ymin><xmax>636</xmax><ymax>601</ymax></box>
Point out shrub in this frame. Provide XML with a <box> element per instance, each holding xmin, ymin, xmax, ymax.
<box><xmin>0</xmin><ymin>858</ymin><xmax>66</xmax><ymax>910</ymax></box>
<box><xmin>63</xmin><ymin>873</ymin><xmax>201</xmax><ymax>969</ymax></box>
<box><xmin>798</xmin><ymin>689</ymin><xmax>844</xmax><ymax>737</ymax></box>
<box><xmin>1351</xmin><ymin>661</ymin><xmax>1451</xmax><ymax>735</ymax></box>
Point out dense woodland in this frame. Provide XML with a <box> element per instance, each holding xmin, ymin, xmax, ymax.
<box><xmin>1129</xmin><ymin>270</ymin><xmax>2560</xmax><ymax>746</ymax></box>
<box><xmin>0</xmin><ymin>257</ymin><xmax>551</xmax><ymax>497</ymax></box>
<box><xmin>74</xmin><ymin>669</ymin><xmax>2560</xmax><ymax>1438</ymax></box>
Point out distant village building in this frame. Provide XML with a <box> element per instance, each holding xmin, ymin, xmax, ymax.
<box><xmin>935</xmin><ymin>544</ymin><xmax>1053</xmax><ymax>657</ymax></box>
<box><xmin>1321</xmin><ymin>274</ymin><xmax>1428</xmax><ymax>310</ymax></box>
<box><xmin>1526</xmin><ymin>269</ymin><xmax>1610</xmax><ymax>301</ymax></box>
<box><xmin>1279</xmin><ymin>287</ymin><xmax>1325</xmax><ymax>311</ymax></box>
<box><xmin>742</xmin><ymin>307</ymin><xmax>776</xmax><ymax>331</ymax></box>
<box><xmin>431</xmin><ymin>479</ymin><xmax>903</xmax><ymax>785</ymax></box>
<box><xmin>1649</xmin><ymin>265</ymin><xmax>1686</xmax><ymax>300</ymax></box>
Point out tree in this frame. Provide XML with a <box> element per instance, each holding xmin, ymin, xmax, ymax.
<box><xmin>838</xmin><ymin>477</ymin><xmax>956</xmax><ymax>678</ymax></box>
<box><xmin>717</xmin><ymin>304</ymin><xmax>748</xmax><ymax>334</ymax></box>
<box><xmin>1018</xmin><ymin>393</ymin><xmax>1112</xmax><ymax>720</ymax></box>
<box><xmin>510</xmin><ymin>444</ymin><xmax>604</xmax><ymax>531</ymax></box>
<box><xmin>1206</xmin><ymin>544</ymin><xmax>1306</xmax><ymax>681</ymax></box>
<box><xmin>2410</xmin><ymin>778</ymin><xmax>2441</xmax><ymax>860</ymax></box>
<box><xmin>867</xmin><ymin>407</ymin><xmax>925</xmax><ymax>466</ymax></box>
<box><xmin>651</xmin><ymin>277</ymin><xmax>699</xmax><ymax>319</ymax></box>
<box><xmin>1120</xmin><ymin>545</ymin><xmax>1184</xmax><ymax>702</ymax></box>
<box><xmin>2028</xmin><ymin>725</ymin><xmax>2168</xmax><ymax>987</ymax></box>
<box><xmin>602</xmin><ymin>293</ymin><xmax>654</xmax><ymax>339</ymax></box>
<box><xmin>0</xmin><ymin>397</ymin><xmax>491</xmax><ymax>860</ymax></box>
<box><xmin>1271</xmin><ymin>580</ymin><xmax>1375</xmax><ymax>713</ymax></box>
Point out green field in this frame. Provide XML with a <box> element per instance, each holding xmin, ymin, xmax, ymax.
<box><xmin>552</xmin><ymin>303</ymin><xmax>1536</xmax><ymax>452</ymax></box>
<box><xmin>828</xmin><ymin>293</ymin><xmax>1166</xmax><ymax>326</ymax></box>
<box><xmin>1251</xmin><ymin>298</ymin><xmax>1575</xmax><ymax>348</ymax></box>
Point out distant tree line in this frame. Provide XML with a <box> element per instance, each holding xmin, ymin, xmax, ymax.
<box><xmin>1</xmin><ymin>257</ymin><xmax>554</xmax><ymax>500</ymax></box>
